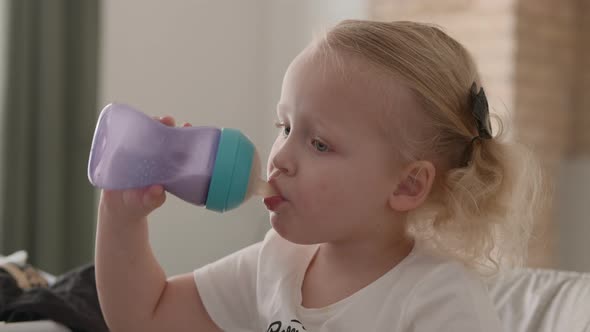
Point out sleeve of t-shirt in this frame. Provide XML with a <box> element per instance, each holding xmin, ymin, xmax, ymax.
<box><xmin>402</xmin><ymin>262</ymin><xmax>504</xmax><ymax>332</ymax></box>
<box><xmin>193</xmin><ymin>241</ymin><xmax>262</xmax><ymax>332</ymax></box>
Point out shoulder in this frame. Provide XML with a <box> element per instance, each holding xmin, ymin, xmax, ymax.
<box><xmin>398</xmin><ymin>244</ymin><xmax>485</xmax><ymax>286</ymax></box>
<box><xmin>400</xmin><ymin>246</ymin><xmax>503</xmax><ymax>331</ymax></box>
<box><xmin>411</xmin><ymin>248</ymin><xmax>481</xmax><ymax>286</ymax></box>
<box><xmin>394</xmin><ymin>245</ymin><xmax>481</xmax><ymax>291</ymax></box>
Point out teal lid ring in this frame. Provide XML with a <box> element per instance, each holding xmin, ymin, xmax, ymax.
<box><xmin>205</xmin><ymin>128</ymin><xmax>254</xmax><ymax>212</ymax></box>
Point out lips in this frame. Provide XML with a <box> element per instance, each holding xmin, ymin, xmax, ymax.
<box><xmin>264</xmin><ymin>176</ymin><xmax>287</xmax><ymax>211</ymax></box>
<box><xmin>263</xmin><ymin>195</ymin><xmax>285</xmax><ymax>211</ymax></box>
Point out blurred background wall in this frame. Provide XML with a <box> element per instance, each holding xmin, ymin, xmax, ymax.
<box><xmin>100</xmin><ymin>0</ymin><xmax>368</xmax><ymax>275</ymax></box>
<box><xmin>0</xmin><ymin>0</ymin><xmax>588</xmax><ymax>275</ymax></box>
<box><xmin>370</xmin><ymin>0</ymin><xmax>590</xmax><ymax>270</ymax></box>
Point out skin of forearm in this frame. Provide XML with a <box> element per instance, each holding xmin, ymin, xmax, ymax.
<box><xmin>95</xmin><ymin>210</ymin><xmax>167</xmax><ymax>331</ymax></box>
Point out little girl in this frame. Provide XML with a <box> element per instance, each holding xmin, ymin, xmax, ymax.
<box><xmin>95</xmin><ymin>20</ymin><xmax>543</xmax><ymax>331</ymax></box>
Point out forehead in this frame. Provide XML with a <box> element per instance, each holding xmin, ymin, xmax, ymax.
<box><xmin>279</xmin><ymin>46</ymin><xmax>415</xmax><ymax>135</ymax></box>
<box><xmin>281</xmin><ymin>47</ymin><xmax>375</xmax><ymax>120</ymax></box>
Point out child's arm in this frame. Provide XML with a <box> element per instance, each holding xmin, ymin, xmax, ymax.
<box><xmin>94</xmin><ymin>116</ymin><xmax>221</xmax><ymax>332</ymax></box>
<box><xmin>95</xmin><ymin>188</ymin><xmax>221</xmax><ymax>332</ymax></box>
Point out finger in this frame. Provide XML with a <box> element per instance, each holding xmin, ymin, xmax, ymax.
<box><xmin>152</xmin><ymin>115</ymin><xmax>176</xmax><ymax>127</ymax></box>
<box><xmin>143</xmin><ymin>185</ymin><xmax>166</xmax><ymax>212</ymax></box>
<box><xmin>99</xmin><ymin>189</ymin><xmax>124</xmax><ymax>208</ymax></box>
<box><xmin>159</xmin><ymin>116</ymin><xmax>176</xmax><ymax>127</ymax></box>
<box><xmin>121</xmin><ymin>188</ymin><xmax>145</xmax><ymax>209</ymax></box>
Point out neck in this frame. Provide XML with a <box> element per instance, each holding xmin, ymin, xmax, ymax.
<box><xmin>300</xmin><ymin>214</ymin><xmax>415</xmax><ymax>309</ymax></box>
<box><xmin>315</xmin><ymin>216</ymin><xmax>414</xmax><ymax>274</ymax></box>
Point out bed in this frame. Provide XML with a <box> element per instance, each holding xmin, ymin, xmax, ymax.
<box><xmin>1</xmin><ymin>254</ymin><xmax>589</xmax><ymax>331</ymax></box>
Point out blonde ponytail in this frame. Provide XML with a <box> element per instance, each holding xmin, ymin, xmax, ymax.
<box><xmin>322</xmin><ymin>20</ymin><xmax>547</xmax><ymax>273</ymax></box>
<box><xmin>410</xmin><ymin>121</ymin><xmax>546</xmax><ymax>273</ymax></box>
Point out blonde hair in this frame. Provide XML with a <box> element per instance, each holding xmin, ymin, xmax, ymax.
<box><xmin>320</xmin><ymin>20</ymin><xmax>547</xmax><ymax>274</ymax></box>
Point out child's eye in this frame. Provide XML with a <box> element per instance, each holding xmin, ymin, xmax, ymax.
<box><xmin>274</xmin><ymin>122</ymin><xmax>291</xmax><ymax>137</ymax></box>
<box><xmin>312</xmin><ymin>139</ymin><xmax>329</xmax><ymax>152</ymax></box>
<box><xmin>283</xmin><ymin>126</ymin><xmax>291</xmax><ymax>136</ymax></box>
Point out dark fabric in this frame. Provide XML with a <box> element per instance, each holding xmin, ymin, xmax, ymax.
<box><xmin>0</xmin><ymin>0</ymin><xmax>100</xmax><ymax>275</ymax></box>
<box><xmin>0</xmin><ymin>264</ymin><xmax>108</xmax><ymax>332</ymax></box>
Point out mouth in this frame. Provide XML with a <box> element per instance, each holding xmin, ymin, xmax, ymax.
<box><xmin>264</xmin><ymin>177</ymin><xmax>287</xmax><ymax>211</ymax></box>
<box><xmin>263</xmin><ymin>195</ymin><xmax>285</xmax><ymax>212</ymax></box>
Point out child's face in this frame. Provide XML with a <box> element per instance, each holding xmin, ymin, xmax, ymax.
<box><xmin>267</xmin><ymin>47</ymin><xmax>406</xmax><ymax>245</ymax></box>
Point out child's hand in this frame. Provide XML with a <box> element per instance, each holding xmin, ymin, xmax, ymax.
<box><xmin>99</xmin><ymin>116</ymin><xmax>193</xmax><ymax>221</ymax></box>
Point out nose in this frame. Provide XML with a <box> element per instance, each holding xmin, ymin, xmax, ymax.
<box><xmin>268</xmin><ymin>138</ymin><xmax>297</xmax><ymax>177</ymax></box>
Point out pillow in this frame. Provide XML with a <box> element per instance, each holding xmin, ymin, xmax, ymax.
<box><xmin>488</xmin><ymin>268</ymin><xmax>590</xmax><ymax>332</ymax></box>
<box><xmin>0</xmin><ymin>320</ymin><xmax>70</xmax><ymax>332</ymax></box>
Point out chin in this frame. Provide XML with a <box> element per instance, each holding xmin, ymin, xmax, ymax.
<box><xmin>270</xmin><ymin>216</ymin><xmax>320</xmax><ymax>245</ymax></box>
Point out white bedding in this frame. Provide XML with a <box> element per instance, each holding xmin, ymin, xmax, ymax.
<box><xmin>1</xmin><ymin>252</ymin><xmax>589</xmax><ymax>332</ymax></box>
<box><xmin>489</xmin><ymin>268</ymin><xmax>590</xmax><ymax>332</ymax></box>
<box><xmin>0</xmin><ymin>321</ymin><xmax>69</xmax><ymax>332</ymax></box>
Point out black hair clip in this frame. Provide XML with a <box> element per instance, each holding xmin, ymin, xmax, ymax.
<box><xmin>470</xmin><ymin>83</ymin><xmax>492</xmax><ymax>140</ymax></box>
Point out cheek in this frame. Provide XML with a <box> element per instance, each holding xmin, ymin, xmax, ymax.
<box><xmin>309</xmin><ymin>167</ymin><xmax>389</xmax><ymax>209</ymax></box>
<box><xmin>302</xmin><ymin>173</ymin><xmax>354</xmax><ymax>207</ymax></box>
<box><xmin>297</xmin><ymin>177</ymin><xmax>370</xmax><ymax>232</ymax></box>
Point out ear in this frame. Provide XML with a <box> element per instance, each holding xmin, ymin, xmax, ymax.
<box><xmin>389</xmin><ymin>160</ymin><xmax>436</xmax><ymax>212</ymax></box>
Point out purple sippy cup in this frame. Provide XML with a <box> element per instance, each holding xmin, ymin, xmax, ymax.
<box><xmin>87</xmin><ymin>103</ymin><xmax>274</xmax><ymax>212</ymax></box>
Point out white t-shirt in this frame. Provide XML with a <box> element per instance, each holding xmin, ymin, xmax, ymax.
<box><xmin>194</xmin><ymin>229</ymin><xmax>503</xmax><ymax>332</ymax></box>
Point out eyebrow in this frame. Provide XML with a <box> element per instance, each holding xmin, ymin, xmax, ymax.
<box><xmin>276</xmin><ymin>103</ymin><xmax>336</xmax><ymax>138</ymax></box>
<box><xmin>276</xmin><ymin>103</ymin><xmax>289</xmax><ymax>116</ymax></box>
